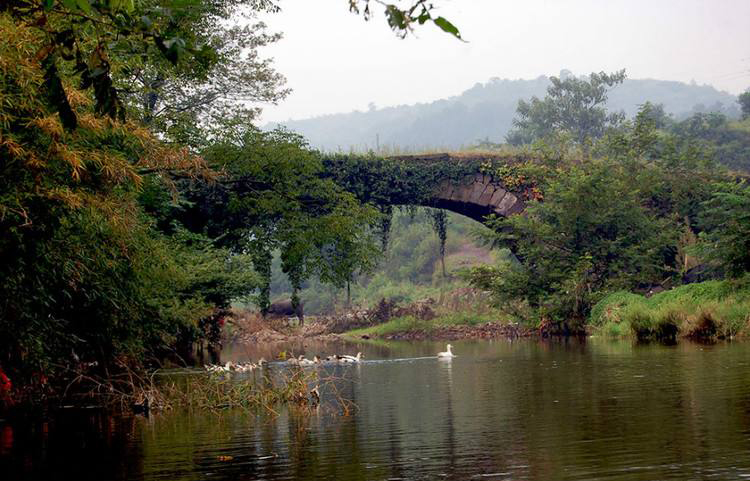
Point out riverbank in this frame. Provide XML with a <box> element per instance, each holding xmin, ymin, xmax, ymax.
<box><xmin>591</xmin><ymin>277</ymin><xmax>750</xmax><ymax>341</ymax></box>
<box><xmin>341</xmin><ymin>314</ymin><xmax>531</xmax><ymax>341</ymax></box>
<box><xmin>228</xmin><ymin>295</ymin><xmax>528</xmax><ymax>344</ymax></box>
<box><xmin>229</xmin><ymin>279</ymin><xmax>750</xmax><ymax>345</ymax></box>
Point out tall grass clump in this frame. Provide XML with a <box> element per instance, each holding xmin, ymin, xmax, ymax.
<box><xmin>590</xmin><ymin>277</ymin><xmax>750</xmax><ymax>341</ymax></box>
<box><xmin>48</xmin><ymin>361</ymin><xmax>355</xmax><ymax>417</ymax></box>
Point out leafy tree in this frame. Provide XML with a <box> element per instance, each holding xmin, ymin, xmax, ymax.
<box><xmin>506</xmin><ymin>70</ymin><xmax>627</xmax><ymax>147</ymax></box>
<box><xmin>313</xmin><ymin>224</ymin><xmax>381</xmax><ymax>308</ymax></box>
<box><xmin>470</xmin><ymin>104</ymin><xmax>727</xmax><ymax>327</ymax></box>
<box><xmin>4</xmin><ymin>0</ymin><xmax>459</xmax><ymax>139</ymax></box>
<box><xmin>0</xmin><ymin>15</ymin><xmax>250</xmax><ymax>384</ymax></box>
<box><xmin>430</xmin><ymin>209</ymin><xmax>448</xmax><ymax>278</ymax></box>
<box><xmin>116</xmin><ymin>1</ymin><xmax>290</xmax><ymax>146</ymax></box>
<box><xmin>468</xmin><ymin>161</ymin><xmax>677</xmax><ymax>325</ymax></box>
<box><xmin>666</xmin><ymin>112</ymin><xmax>750</xmax><ymax>172</ymax></box>
<box><xmin>696</xmin><ymin>182</ymin><xmax>750</xmax><ymax>277</ymax></box>
<box><xmin>739</xmin><ymin>89</ymin><xmax>750</xmax><ymax>120</ymax></box>
<box><xmin>186</xmin><ymin>127</ymin><xmax>380</xmax><ymax>318</ymax></box>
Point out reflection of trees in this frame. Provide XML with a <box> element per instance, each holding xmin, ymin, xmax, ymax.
<box><xmin>10</xmin><ymin>340</ymin><xmax>750</xmax><ymax>479</ymax></box>
<box><xmin>1</xmin><ymin>411</ymin><xmax>142</xmax><ymax>480</ymax></box>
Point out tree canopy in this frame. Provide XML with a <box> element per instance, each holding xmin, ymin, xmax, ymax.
<box><xmin>506</xmin><ymin>70</ymin><xmax>627</xmax><ymax>147</ymax></box>
<box><xmin>1</xmin><ymin>0</ymin><xmax>455</xmax><ymax>396</ymax></box>
<box><xmin>740</xmin><ymin>89</ymin><xmax>750</xmax><ymax>120</ymax></box>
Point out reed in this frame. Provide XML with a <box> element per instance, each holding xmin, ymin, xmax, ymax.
<box><xmin>50</xmin><ymin>359</ymin><xmax>356</xmax><ymax>416</ymax></box>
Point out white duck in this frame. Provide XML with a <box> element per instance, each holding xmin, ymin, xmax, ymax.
<box><xmin>287</xmin><ymin>356</ymin><xmax>301</xmax><ymax>366</ymax></box>
<box><xmin>236</xmin><ymin>362</ymin><xmax>257</xmax><ymax>372</ymax></box>
<box><xmin>340</xmin><ymin>352</ymin><xmax>363</xmax><ymax>363</ymax></box>
<box><xmin>298</xmin><ymin>356</ymin><xmax>319</xmax><ymax>366</ymax></box>
<box><xmin>437</xmin><ymin>344</ymin><xmax>455</xmax><ymax>358</ymax></box>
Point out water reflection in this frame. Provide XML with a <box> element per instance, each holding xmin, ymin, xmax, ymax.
<box><xmin>4</xmin><ymin>339</ymin><xmax>750</xmax><ymax>480</ymax></box>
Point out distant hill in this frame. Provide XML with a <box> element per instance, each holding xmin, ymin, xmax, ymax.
<box><xmin>268</xmin><ymin>74</ymin><xmax>741</xmax><ymax>152</ymax></box>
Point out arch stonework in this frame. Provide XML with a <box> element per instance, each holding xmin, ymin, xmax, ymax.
<box><xmin>430</xmin><ymin>173</ymin><xmax>525</xmax><ymax>223</ymax></box>
<box><xmin>383</xmin><ymin>153</ymin><xmax>529</xmax><ymax>222</ymax></box>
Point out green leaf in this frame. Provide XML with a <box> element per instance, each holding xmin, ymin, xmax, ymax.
<box><xmin>433</xmin><ymin>16</ymin><xmax>461</xmax><ymax>39</ymax></box>
<box><xmin>75</xmin><ymin>0</ymin><xmax>92</xmax><ymax>14</ymax></box>
<box><xmin>61</xmin><ymin>0</ymin><xmax>78</xmax><ymax>10</ymax></box>
<box><xmin>138</xmin><ymin>15</ymin><xmax>153</xmax><ymax>31</ymax></box>
<box><xmin>42</xmin><ymin>54</ymin><xmax>77</xmax><ymax>130</ymax></box>
<box><xmin>385</xmin><ymin>6</ymin><xmax>406</xmax><ymax>30</ymax></box>
<box><xmin>43</xmin><ymin>0</ymin><xmax>55</xmax><ymax>10</ymax></box>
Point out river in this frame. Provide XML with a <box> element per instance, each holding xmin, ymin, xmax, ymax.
<box><xmin>3</xmin><ymin>338</ymin><xmax>750</xmax><ymax>480</ymax></box>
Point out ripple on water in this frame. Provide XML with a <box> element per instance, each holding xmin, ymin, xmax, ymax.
<box><xmin>5</xmin><ymin>339</ymin><xmax>750</xmax><ymax>480</ymax></box>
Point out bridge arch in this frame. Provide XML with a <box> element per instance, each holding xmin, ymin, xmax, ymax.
<box><xmin>324</xmin><ymin>153</ymin><xmax>531</xmax><ymax>224</ymax></box>
<box><xmin>430</xmin><ymin>172</ymin><xmax>525</xmax><ymax>223</ymax></box>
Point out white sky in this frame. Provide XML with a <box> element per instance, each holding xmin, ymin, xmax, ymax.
<box><xmin>258</xmin><ymin>0</ymin><xmax>750</xmax><ymax>123</ymax></box>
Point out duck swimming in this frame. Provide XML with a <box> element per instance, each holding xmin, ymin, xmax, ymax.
<box><xmin>437</xmin><ymin>344</ymin><xmax>455</xmax><ymax>358</ymax></box>
<box><xmin>340</xmin><ymin>352</ymin><xmax>363</xmax><ymax>363</ymax></box>
<box><xmin>298</xmin><ymin>355</ymin><xmax>320</xmax><ymax>366</ymax></box>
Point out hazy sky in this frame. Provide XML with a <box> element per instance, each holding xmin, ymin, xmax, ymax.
<box><xmin>258</xmin><ymin>0</ymin><xmax>750</xmax><ymax>123</ymax></box>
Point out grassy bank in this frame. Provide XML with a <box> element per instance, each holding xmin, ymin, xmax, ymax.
<box><xmin>591</xmin><ymin>278</ymin><xmax>750</xmax><ymax>341</ymax></box>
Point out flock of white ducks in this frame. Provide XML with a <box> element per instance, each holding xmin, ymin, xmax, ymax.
<box><xmin>289</xmin><ymin>352</ymin><xmax>363</xmax><ymax>366</ymax></box>
<box><xmin>205</xmin><ymin>358</ymin><xmax>268</xmax><ymax>373</ymax></box>
<box><xmin>206</xmin><ymin>345</ymin><xmax>455</xmax><ymax>372</ymax></box>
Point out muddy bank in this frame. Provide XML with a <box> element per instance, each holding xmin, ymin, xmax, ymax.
<box><xmin>374</xmin><ymin>322</ymin><xmax>534</xmax><ymax>341</ymax></box>
<box><xmin>228</xmin><ymin>298</ymin><xmax>438</xmax><ymax>344</ymax></box>
<box><xmin>228</xmin><ymin>294</ymin><xmax>534</xmax><ymax>344</ymax></box>
<box><xmin>233</xmin><ymin>320</ymin><xmax>533</xmax><ymax>344</ymax></box>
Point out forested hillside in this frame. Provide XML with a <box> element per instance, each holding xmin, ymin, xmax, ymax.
<box><xmin>270</xmin><ymin>73</ymin><xmax>740</xmax><ymax>151</ymax></box>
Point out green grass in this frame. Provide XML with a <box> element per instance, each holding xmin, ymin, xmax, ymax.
<box><xmin>343</xmin><ymin>310</ymin><xmax>506</xmax><ymax>339</ymax></box>
<box><xmin>590</xmin><ymin>277</ymin><xmax>750</xmax><ymax>340</ymax></box>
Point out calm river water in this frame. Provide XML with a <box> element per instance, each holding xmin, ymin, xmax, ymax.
<box><xmin>4</xmin><ymin>339</ymin><xmax>750</xmax><ymax>480</ymax></box>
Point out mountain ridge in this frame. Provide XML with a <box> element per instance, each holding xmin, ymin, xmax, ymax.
<box><xmin>267</xmin><ymin>74</ymin><xmax>741</xmax><ymax>152</ymax></box>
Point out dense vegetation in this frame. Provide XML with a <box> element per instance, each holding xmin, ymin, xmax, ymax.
<box><xmin>0</xmin><ymin>0</ymin><xmax>455</xmax><ymax>407</ymax></box>
<box><xmin>464</xmin><ymin>71</ymin><xmax>750</xmax><ymax>336</ymax></box>
<box><xmin>1</xmin><ymin>0</ymin><xmax>749</xmax><ymax>412</ymax></box>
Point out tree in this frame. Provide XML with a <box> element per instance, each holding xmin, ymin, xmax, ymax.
<box><xmin>469</xmin><ymin>104</ymin><xmax>727</xmax><ymax>327</ymax></box>
<box><xmin>467</xmin><ymin>161</ymin><xmax>677</xmax><ymax>326</ymax></box>
<box><xmin>5</xmin><ymin>0</ymin><xmax>459</xmax><ymax>137</ymax></box>
<box><xmin>314</xmin><ymin>225</ymin><xmax>381</xmax><ymax>308</ymax></box>
<box><xmin>187</xmin><ymin>126</ymin><xmax>380</xmax><ymax>315</ymax></box>
<box><xmin>0</xmin><ymin>14</ymin><xmax>251</xmax><ymax>383</ymax></box>
<box><xmin>696</xmin><ymin>182</ymin><xmax>750</xmax><ymax>277</ymax></box>
<box><xmin>739</xmin><ymin>89</ymin><xmax>750</xmax><ymax>120</ymax></box>
<box><xmin>116</xmin><ymin>1</ymin><xmax>290</xmax><ymax>147</ymax></box>
<box><xmin>506</xmin><ymin>70</ymin><xmax>627</xmax><ymax>147</ymax></box>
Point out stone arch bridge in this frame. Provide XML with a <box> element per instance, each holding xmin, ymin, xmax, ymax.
<box><xmin>322</xmin><ymin>152</ymin><xmax>534</xmax><ymax>223</ymax></box>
